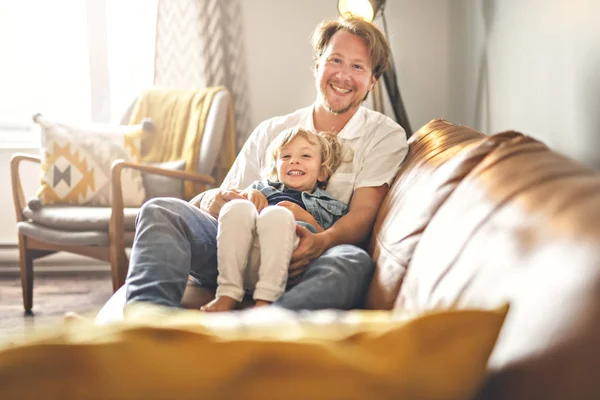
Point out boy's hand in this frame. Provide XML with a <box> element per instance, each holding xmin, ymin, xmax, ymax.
<box><xmin>243</xmin><ymin>189</ymin><xmax>268</xmax><ymax>212</ymax></box>
<box><xmin>202</xmin><ymin>189</ymin><xmax>245</xmax><ymax>218</ymax></box>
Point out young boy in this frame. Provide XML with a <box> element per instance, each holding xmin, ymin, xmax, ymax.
<box><xmin>201</xmin><ymin>127</ymin><xmax>348</xmax><ymax>312</ymax></box>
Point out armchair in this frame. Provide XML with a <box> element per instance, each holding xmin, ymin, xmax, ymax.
<box><xmin>10</xmin><ymin>87</ymin><xmax>233</xmax><ymax>315</ymax></box>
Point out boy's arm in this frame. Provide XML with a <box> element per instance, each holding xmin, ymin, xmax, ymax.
<box><xmin>277</xmin><ymin>201</ymin><xmax>325</xmax><ymax>232</ymax></box>
<box><xmin>299</xmin><ymin>213</ymin><xmax>324</xmax><ymax>233</ymax></box>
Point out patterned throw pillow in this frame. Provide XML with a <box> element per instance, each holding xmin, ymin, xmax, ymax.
<box><xmin>34</xmin><ymin>114</ymin><xmax>147</xmax><ymax>207</ymax></box>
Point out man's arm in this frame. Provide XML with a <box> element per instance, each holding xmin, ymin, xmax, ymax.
<box><xmin>321</xmin><ymin>184</ymin><xmax>387</xmax><ymax>247</ymax></box>
<box><xmin>289</xmin><ymin>184</ymin><xmax>388</xmax><ymax>272</ymax></box>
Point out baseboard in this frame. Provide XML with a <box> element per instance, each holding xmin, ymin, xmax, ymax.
<box><xmin>0</xmin><ymin>245</ymin><xmax>111</xmax><ymax>276</ymax></box>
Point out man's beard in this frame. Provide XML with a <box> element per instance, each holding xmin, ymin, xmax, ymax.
<box><xmin>323</xmin><ymin>100</ymin><xmax>354</xmax><ymax>115</ymax></box>
<box><xmin>319</xmin><ymin>83</ymin><xmax>368</xmax><ymax>115</ymax></box>
<box><xmin>320</xmin><ymin>89</ymin><xmax>358</xmax><ymax>115</ymax></box>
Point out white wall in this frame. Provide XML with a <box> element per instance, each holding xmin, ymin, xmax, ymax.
<box><xmin>383</xmin><ymin>1</ymin><xmax>456</xmax><ymax>131</ymax></box>
<box><xmin>240</xmin><ymin>0</ymin><xmax>458</xmax><ymax>134</ymax></box>
<box><xmin>459</xmin><ymin>0</ymin><xmax>600</xmax><ymax>168</ymax></box>
<box><xmin>0</xmin><ymin>147</ymin><xmax>39</xmax><ymax>245</ymax></box>
<box><xmin>240</xmin><ymin>0</ymin><xmax>336</xmax><ymax>130</ymax></box>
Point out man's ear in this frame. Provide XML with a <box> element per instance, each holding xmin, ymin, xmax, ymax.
<box><xmin>367</xmin><ymin>74</ymin><xmax>377</xmax><ymax>92</ymax></box>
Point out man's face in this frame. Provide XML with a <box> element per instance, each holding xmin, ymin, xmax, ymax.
<box><xmin>314</xmin><ymin>29</ymin><xmax>376</xmax><ymax>115</ymax></box>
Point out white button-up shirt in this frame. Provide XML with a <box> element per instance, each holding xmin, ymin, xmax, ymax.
<box><xmin>222</xmin><ymin>104</ymin><xmax>408</xmax><ymax>205</ymax></box>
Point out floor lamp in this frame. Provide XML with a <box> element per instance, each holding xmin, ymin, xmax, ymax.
<box><xmin>338</xmin><ymin>0</ymin><xmax>412</xmax><ymax>137</ymax></box>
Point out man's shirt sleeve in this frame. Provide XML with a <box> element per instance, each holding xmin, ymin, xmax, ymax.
<box><xmin>355</xmin><ymin>125</ymin><xmax>408</xmax><ymax>189</ymax></box>
<box><xmin>220</xmin><ymin>122</ymin><xmax>269</xmax><ymax>190</ymax></box>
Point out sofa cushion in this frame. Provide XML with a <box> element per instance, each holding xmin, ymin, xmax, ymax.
<box><xmin>34</xmin><ymin>114</ymin><xmax>148</xmax><ymax>207</ymax></box>
<box><xmin>17</xmin><ymin>221</ymin><xmax>135</xmax><ymax>247</ymax></box>
<box><xmin>22</xmin><ymin>206</ymin><xmax>139</xmax><ymax>231</ymax></box>
<box><xmin>0</xmin><ymin>304</ymin><xmax>508</xmax><ymax>400</ymax></box>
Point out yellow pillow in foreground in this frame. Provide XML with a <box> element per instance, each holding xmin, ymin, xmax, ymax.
<box><xmin>0</xmin><ymin>304</ymin><xmax>508</xmax><ymax>400</ymax></box>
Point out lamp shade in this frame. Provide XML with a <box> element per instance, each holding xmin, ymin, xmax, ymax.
<box><xmin>337</xmin><ymin>0</ymin><xmax>385</xmax><ymax>22</ymax></box>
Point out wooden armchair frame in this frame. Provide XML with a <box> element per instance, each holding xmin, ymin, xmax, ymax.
<box><xmin>11</xmin><ymin>153</ymin><xmax>215</xmax><ymax>314</ymax></box>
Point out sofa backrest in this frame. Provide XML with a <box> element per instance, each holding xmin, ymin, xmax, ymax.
<box><xmin>371</xmin><ymin>119</ymin><xmax>600</xmax><ymax>400</ymax></box>
<box><xmin>367</xmin><ymin>119</ymin><xmax>494</xmax><ymax>308</ymax></box>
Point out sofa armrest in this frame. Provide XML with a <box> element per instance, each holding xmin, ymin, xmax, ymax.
<box><xmin>10</xmin><ymin>153</ymin><xmax>41</xmax><ymax>223</ymax></box>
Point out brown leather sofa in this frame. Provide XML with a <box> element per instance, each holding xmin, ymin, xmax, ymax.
<box><xmin>183</xmin><ymin>118</ymin><xmax>600</xmax><ymax>400</ymax></box>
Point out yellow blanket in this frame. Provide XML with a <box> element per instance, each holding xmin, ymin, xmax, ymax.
<box><xmin>129</xmin><ymin>86</ymin><xmax>236</xmax><ymax>199</ymax></box>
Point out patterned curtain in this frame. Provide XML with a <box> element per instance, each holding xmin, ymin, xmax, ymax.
<box><xmin>154</xmin><ymin>0</ymin><xmax>251</xmax><ymax>151</ymax></box>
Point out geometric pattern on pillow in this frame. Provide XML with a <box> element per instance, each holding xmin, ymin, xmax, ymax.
<box><xmin>34</xmin><ymin>114</ymin><xmax>147</xmax><ymax>207</ymax></box>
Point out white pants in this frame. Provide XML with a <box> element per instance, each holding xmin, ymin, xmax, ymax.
<box><xmin>216</xmin><ymin>199</ymin><xmax>299</xmax><ymax>302</ymax></box>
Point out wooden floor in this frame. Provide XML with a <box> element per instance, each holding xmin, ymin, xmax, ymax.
<box><xmin>0</xmin><ymin>271</ymin><xmax>113</xmax><ymax>340</ymax></box>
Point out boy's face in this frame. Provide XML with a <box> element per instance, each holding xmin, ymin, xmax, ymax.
<box><xmin>314</xmin><ymin>29</ymin><xmax>376</xmax><ymax>115</ymax></box>
<box><xmin>276</xmin><ymin>136</ymin><xmax>327</xmax><ymax>192</ymax></box>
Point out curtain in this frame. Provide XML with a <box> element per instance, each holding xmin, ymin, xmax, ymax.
<box><xmin>154</xmin><ymin>0</ymin><xmax>251</xmax><ymax>151</ymax></box>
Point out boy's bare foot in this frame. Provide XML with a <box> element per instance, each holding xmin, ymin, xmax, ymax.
<box><xmin>253</xmin><ymin>300</ymin><xmax>272</xmax><ymax>308</ymax></box>
<box><xmin>200</xmin><ymin>296</ymin><xmax>238</xmax><ymax>312</ymax></box>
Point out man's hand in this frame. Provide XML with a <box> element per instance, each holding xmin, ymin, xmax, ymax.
<box><xmin>288</xmin><ymin>224</ymin><xmax>328</xmax><ymax>285</ymax></box>
<box><xmin>203</xmin><ymin>189</ymin><xmax>245</xmax><ymax>218</ymax></box>
<box><xmin>242</xmin><ymin>189</ymin><xmax>268</xmax><ymax>212</ymax></box>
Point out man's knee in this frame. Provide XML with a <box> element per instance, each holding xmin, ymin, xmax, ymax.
<box><xmin>303</xmin><ymin>244</ymin><xmax>374</xmax><ymax>290</ymax></box>
<box><xmin>277</xmin><ymin>245</ymin><xmax>374</xmax><ymax>310</ymax></box>
<box><xmin>322</xmin><ymin>244</ymin><xmax>374</xmax><ymax>279</ymax></box>
<box><xmin>138</xmin><ymin>197</ymin><xmax>182</xmax><ymax>220</ymax></box>
<box><xmin>137</xmin><ymin>198</ymin><xmax>204</xmax><ymax>226</ymax></box>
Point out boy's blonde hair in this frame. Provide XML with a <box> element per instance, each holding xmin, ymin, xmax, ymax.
<box><xmin>262</xmin><ymin>127</ymin><xmax>343</xmax><ymax>189</ymax></box>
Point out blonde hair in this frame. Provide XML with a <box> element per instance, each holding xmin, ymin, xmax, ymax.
<box><xmin>262</xmin><ymin>127</ymin><xmax>343</xmax><ymax>189</ymax></box>
<box><xmin>312</xmin><ymin>16</ymin><xmax>390</xmax><ymax>80</ymax></box>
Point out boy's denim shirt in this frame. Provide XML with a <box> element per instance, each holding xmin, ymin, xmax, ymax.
<box><xmin>251</xmin><ymin>180</ymin><xmax>348</xmax><ymax>230</ymax></box>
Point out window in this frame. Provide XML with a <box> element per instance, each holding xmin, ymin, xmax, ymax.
<box><xmin>0</xmin><ymin>0</ymin><xmax>157</xmax><ymax>147</ymax></box>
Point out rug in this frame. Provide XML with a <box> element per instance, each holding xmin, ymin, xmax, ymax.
<box><xmin>0</xmin><ymin>272</ymin><xmax>113</xmax><ymax>339</ymax></box>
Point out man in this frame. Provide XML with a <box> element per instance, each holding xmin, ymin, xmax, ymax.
<box><xmin>121</xmin><ymin>16</ymin><xmax>408</xmax><ymax>312</ymax></box>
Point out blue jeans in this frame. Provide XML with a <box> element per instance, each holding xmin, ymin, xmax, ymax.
<box><xmin>125</xmin><ymin>198</ymin><xmax>375</xmax><ymax>310</ymax></box>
